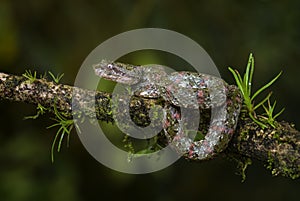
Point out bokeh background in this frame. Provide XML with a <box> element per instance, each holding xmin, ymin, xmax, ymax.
<box><xmin>0</xmin><ymin>0</ymin><xmax>299</xmax><ymax>200</ymax></box>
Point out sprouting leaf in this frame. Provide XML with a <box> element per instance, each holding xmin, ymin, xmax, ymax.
<box><xmin>48</xmin><ymin>71</ymin><xmax>64</xmax><ymax>84</ymax></box>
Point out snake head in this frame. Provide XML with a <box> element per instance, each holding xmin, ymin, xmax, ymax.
<box><xmin>93</xmin><ymin>59</ymin><xmax>142</xmax><ymax>85</ymax></box>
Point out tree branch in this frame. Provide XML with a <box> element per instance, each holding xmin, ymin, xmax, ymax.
<box><xmin>0</xmin><ymin>72</ymin><xmax>299</xmax><ymax>179</ymax></box>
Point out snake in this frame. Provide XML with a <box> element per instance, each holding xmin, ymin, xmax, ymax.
<box><xmin>93</xmin><ymin>60</ymin><xmax>242</xmax><ymax>160</ymax></box>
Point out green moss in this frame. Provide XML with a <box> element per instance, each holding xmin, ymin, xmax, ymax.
<box><xmin>239</xmin><ymin>157</ymin><xmax>252</xmax><ymax>182</ymax></box>
<box><xmin>123</xmin><ymin>134</ymin><xmax>135</xmax><ymax>155</ymax></box>
<box><xmin>266</xmin><ymin>151</ymin><xmax>274</xmax><ymax>171</ymax></box>
<box><xmin>227</xmin><ymin>153</ymin><xmax>252</xmax><ymax>182</ymax></box>
<box><xmin>240</xmin><ymin>129</ymin><xmax>249</xmax><ymax>141</ymax></box>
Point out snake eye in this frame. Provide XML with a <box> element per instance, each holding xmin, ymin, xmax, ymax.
<box><xmin>107</xmin><ymin>64</ymin><xmax>113</xmax><ymax>68</ymax></box>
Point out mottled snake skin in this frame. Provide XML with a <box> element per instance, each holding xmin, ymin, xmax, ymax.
<box><xmin>94</xmin><ymin>60</ymin><xmax>242</xmax><ymax>160</ymax></box>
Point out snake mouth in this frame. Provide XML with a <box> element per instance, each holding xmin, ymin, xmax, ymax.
<box><xmin>93</xmin><ymin>60</ymin><xmax>141</xmax><ymax>85</ymax></box>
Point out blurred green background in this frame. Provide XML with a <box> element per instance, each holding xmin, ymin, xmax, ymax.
<box><xmin>0</xmin><ymin>0</ymin><xmax>299</xmax><ymax>201</ymax></box>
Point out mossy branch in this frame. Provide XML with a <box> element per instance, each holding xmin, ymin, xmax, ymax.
<box><xmin>0</xmin><ymin>71</ymin><xmax>299</xmax><ymax>179</ymax></box>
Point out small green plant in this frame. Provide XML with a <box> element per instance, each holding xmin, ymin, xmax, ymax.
<box><xmin>22</xmin><ymin>70</ymin><xmax>79</xmax><ymax>162</ymax></box>
<box><xmin>22</xmin><ymin>70</ymin><xmax>37</xmax><ymax>83</ymax></box>
<box><xmin>24</xmin><ymin>103</ymin><xmax>48</xmax><ymax>120</ymax></box>
<box><xmin>47</xmin><ymin>103</ymin><xmax>75</xmax><ymax>162</ymax></box>
<box><xmin>228</xmin><ymin>53</ymin><xmax>283</xmax><ymax>129</ymax></box>
<box><xmin>48</xmin><ymin>71</ymin><xmax>64</xmax><ymax>84</ymax></box>
<box><xmin>39</xmin><ymin>71</ymin><xmax>48</xmax><ymax>79</ymax></box>
<box><xmin>260</xmin><ymin>96</ymin><xmax>285</xmax><ymax>128</ymax></box>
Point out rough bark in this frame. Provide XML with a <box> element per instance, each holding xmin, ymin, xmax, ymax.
<box><xmin>0</xmin><ymin>72</ymin><xmax>299</xmax><ymax>179</ymax></box>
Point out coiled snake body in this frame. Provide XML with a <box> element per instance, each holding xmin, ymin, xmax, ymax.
<box><xmin>94</xmin><ymin>60</ymin><xmax>242</xmax><ymax>160</ymax></box>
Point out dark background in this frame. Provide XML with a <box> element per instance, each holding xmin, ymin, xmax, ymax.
<box><xmin>0</xmin><ymin>0</ymin><xmax>299</xmax><ymax>201</ymax></box>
